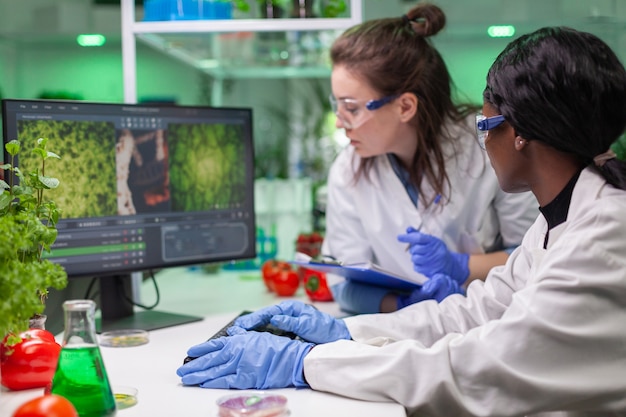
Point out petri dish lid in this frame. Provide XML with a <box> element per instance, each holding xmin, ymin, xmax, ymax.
<box><xmin>99</xmin><ymin>329</ymin><xmax>149</xmax><ymax>347</ymax></box>
<box><xmin>113</xmin><ymin>385</ymin><xmax>139</xmax><ymax>410</ymax></box>
<box><xmin>216</xmin><ymin>392</ymin><xmax>289</xmax><ymax>417</ymax></box>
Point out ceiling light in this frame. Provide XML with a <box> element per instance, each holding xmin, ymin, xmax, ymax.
<box><xmin>77</xmin><ymin>34</ymin><xmax>106</xmax><ymax>47</ymax></box>
<box><xmin>487</xmin><ymin>25</ymin><xmax>515</xmax><ymax>38</ymax></box>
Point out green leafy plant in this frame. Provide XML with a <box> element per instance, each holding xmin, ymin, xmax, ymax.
<box><xmin>0</xmin><ymin>138</ymin><xmax>68</xmax><ymax>346</ymax></box>
<box><xmin>320</xmin><ymin>0</ymin><xmax>346</xmax><ymax>17</ymax></box>
<box><xmin>228</xmin><ymin>0</ymin><xmax>289</xmax><ymax>13</ymax></box>
<box><xmin>229</xmin><ymin>0</ymin><xmax>252</xmax><ymax>13</ymax></box>
<box><xmin>227</xmin><ymin>0</ymin><xmax>346</xmax><ymax>17</ymax></box>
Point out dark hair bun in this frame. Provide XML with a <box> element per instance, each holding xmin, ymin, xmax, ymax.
<box><xmin>405</xmin><ymin>3</ymin><xmax>446</xmax><ymax>37</ymax></box>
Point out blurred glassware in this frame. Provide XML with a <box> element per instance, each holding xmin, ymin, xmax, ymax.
<box><xmin>51</xmin><ymin>300</ymin><xmax>117</xmax><ymax>417</ymax></box>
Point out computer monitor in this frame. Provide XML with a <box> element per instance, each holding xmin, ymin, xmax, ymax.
<box><xmin>2</xmin><ymin>99</ymin><xmax>256</xmax><ymax>332</ymax></box>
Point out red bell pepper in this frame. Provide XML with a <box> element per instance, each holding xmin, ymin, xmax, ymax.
<box><xmin>1</xmin><ymin>328</ymin><xmax>62</xmax><ymax>391</ymax></box>
<box><xmin>302</xmin><ymin>269</ymin><xmax>334</xmax><ymax>302</ymax></box>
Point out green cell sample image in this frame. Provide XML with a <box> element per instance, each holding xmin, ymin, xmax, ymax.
<box><xmin>16</xmin><ymin>120</ymin><xmax>118</xmax><ymax>219</ymax></box>
<box><xmin>168</xmin><ymin>123</ymin><xmax>247</xmax><ymax>212</ymax></box>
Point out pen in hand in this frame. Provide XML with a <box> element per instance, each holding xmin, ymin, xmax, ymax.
<box><xmin>405</xmin><ymin>194</ymin><xmax>441</xmax><ymax>252</ymax></box>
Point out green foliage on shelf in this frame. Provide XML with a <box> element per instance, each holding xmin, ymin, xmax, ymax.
<box><xmin>224</xmin><ymin>0</ymin><xmax>289</xmax><ymax>14</ymax></box>
<box><xmin>321</xmin><ymin>0</ymin><xmax>347</xmax><ymax>17</ymax></box>
<box><xmin>226</xmin><ymin>0</ymin><xmax>347</xmax><ymax>17</ymax></box>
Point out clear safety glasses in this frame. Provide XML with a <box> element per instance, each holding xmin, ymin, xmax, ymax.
<box><xmin>475</xmin><ymin>113</ymin><xmax>506</xmax><ymax>150</ymax></box>
<box><xmin>329</xmin><ymin>94</ymin><xmax>399</xmax><ymax>130</ymax></box>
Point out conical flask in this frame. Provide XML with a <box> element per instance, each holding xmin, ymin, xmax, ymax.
<box><xmin>51</xmin><ymin>300</ymin><xmax>117</xmax><ymax>417</ymax></box>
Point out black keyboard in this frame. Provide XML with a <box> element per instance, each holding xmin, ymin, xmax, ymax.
<box><xmin>182</xmin><ymin>310</ymin><xmax>298</xmax><ymax>364</ymax></box>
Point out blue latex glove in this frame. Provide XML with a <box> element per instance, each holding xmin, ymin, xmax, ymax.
<box><xmin>230</xmin><ymin>300</ymin><xmax>351</xmax><ymax>344</ymax></box>
<box><xmin>397</xmin><ymin>227</ymin><xmax>470</xmax><ymax>284</ymax></box>
<box><xmin>397</xmin><ymin>273</ymin><xmax>465</xmax><ymax>309</ymax></box>
<box><xmin>176</xmin><ymin>331</ymin><xmax>314</xmax><ymax>389</ymax></box>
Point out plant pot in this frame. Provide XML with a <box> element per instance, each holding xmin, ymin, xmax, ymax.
<box><xmin>29</xmin><ymin>314</ymin><xmax>47</xmax><ymax>330</ymax></box>
<box><xmin>291</xmin><ymin>0</ymin><xmax>315</xmax><ymax>18</ymax></box>
<box><xmin>260</xmin><ymin>1</ymin><xmax>285</xmax><ymax>18</ymax></box>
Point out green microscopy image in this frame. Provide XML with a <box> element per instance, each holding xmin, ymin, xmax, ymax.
<box><xmin>16</xmin><ymin>120</ymin><xmax>118</xmax><ymax>218</ymax></box>
<box><xmin>168</xmin><ymin>123</ymin><xmax>247</xmax><ymax>212</ymax></box>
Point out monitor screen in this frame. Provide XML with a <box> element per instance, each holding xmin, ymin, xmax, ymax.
<box><xmin>2</xmin><ymin>99</ymin><xmax>256</xmax><ymax>332</ymax></box>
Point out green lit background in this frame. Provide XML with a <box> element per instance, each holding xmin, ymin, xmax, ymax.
<box><xmin>1</xmin><ymin>0</ymin><xmax>624</xmax><ymax>179</ymax></box>
<box><xmin>1</xmin><ymin>1</ymin><xmax>622</xmax><ymax>105</ymax></box>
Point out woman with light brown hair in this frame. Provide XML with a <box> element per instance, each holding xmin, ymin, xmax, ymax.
<box><xmin>321</xmin><ymin>2</ymin><xmax>537</xmax><ymax>313</ymax></box>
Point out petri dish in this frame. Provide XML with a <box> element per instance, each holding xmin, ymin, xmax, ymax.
<box><xmin>113</xmin><ymin>385</ymin><xmax>138</xmax><ymax>409</ymax></box>
<box><xmin>99</xmin><ymin>329</ymin><xmax>149</xmax><ymax>347</ymax></box>
<box><xmin>216</xmin><ymin>392</ymin><xmax>289</xmax><ymax>417</ymax></box>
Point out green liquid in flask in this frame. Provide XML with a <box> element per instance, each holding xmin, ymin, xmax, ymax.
<box><xmin>51</xmin><ymin>345</ymin><xmax>117</xmax><ymax>417</ymax></box>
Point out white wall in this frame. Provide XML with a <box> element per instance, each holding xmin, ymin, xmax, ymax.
<box><xmin>1</xmin><ymin>41</ymin><xmax>204</xmax><ymax>104</ymax></box>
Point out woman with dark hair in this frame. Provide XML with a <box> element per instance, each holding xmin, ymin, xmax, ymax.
<box><xmin>321</xmin><ymin>2</ymin><xmax>537</xmax><ymax>314</ymax></box>
<box><xmin>178</xmin><ymin>26</ymin><xmax>626</xmax><ymax>416</ymax></box>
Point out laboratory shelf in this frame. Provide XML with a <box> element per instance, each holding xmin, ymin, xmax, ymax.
<box><xmin>121</xmin><ymin>0</ymin><xmax>362</xmax><ymax>103</ymax></box>
<box><xmin>135</xmin><ymin>31</ymin><xmax>334</xmax><ymax>79</ymax></box>
<box><xmin>200</xmin><ymin>66</ymin><xmax>331</xmax><ymax>79</ymax></box>
<box><xmin>131</xmin><ymin>17</ymin><xmax>361</xmax><ymax>34</ymax></box>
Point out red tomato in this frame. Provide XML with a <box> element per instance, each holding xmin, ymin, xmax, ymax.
<box><xmin>12</xmin><ymin>394</ymin><xmax>78</xmax><ymax>417</ymax></box>
<box><xmin>1</xmin><ymin>329</ymin><xmax>62</xmax><ymax>391</ymax></box>
<box><xmin>295</xmin><ymin>233</ymin><xmax>310</xmax><ymax>245</ymax></box>
<box><xmin>310</xmin><ymin>232</ymin><xmax>324</xmax><ymax>243</ymax></box>
<box><xmin>261</xmin><ymin>259</ymin><xmax>291</xmax><ymax>292</ymax></box>
<box><xmin>273</xmin><ymin>268</ymin><xmax>300</xmax><ymax>296</ymax></box>
<box><xmin>295</xmin><ymin>232</ymin><xmax>323</xmax><ymax>258</ymax></box>
<box><xmin>261</xmin><ymin>260</ymin><xmax>276</xmax><ymax>291</ymax></box>
<box><xmin>303</xmin><ymin>269</ymin><xmax>334</xmax><ymax>302</ymax></box>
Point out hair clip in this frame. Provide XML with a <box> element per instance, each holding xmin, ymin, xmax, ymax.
<box><xmin>593</xmin><ymin>149</ymin><xmax>616</xmax><ymax>167</ymax></box>
<box><xmin>609</xmin><ymin>134</ymin><xmax>626</xmax><ymax>162</ymax></box>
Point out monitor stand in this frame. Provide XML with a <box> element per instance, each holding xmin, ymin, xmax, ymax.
<box><xmin>96</xmin><ymin>274</ymin><xmax>203</xmax><ymax>333</ymax></box>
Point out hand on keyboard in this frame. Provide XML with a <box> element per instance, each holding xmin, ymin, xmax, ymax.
<box><xmin>231</xmin><ymin>301</ymin><xmax>351</xmax><ymax>344</ymax></box>
<box><xmin>177</xmin><ymin>331</ymin><xmax>313</xmax><ymax>389</ymax></box>
<box><xmin>182</xmin><ymin>311</ymin><xmax>298</xmax><ymax>364</ymax></box>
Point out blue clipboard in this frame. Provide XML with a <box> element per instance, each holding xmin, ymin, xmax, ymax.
<box><xmin>291</xmin><ymin>260</ymin><xmax>423</xmax><ymax>291</ymax></box>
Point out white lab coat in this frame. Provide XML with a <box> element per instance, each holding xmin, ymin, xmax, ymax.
<box><xmin>321</xmin><ymin>117</ymin><xmax>538</xmax><ymax>286</ymax></box>
<box><xmin>305</xmin><ymin>168</ymin><xmax>626</xmax><ymax>417</ymax></box>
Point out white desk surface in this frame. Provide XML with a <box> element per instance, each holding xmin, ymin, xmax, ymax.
<box><xmin>0</xmin><ymin>267</ymin><xmax>406</xmax><ymax>417</ymax></box>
